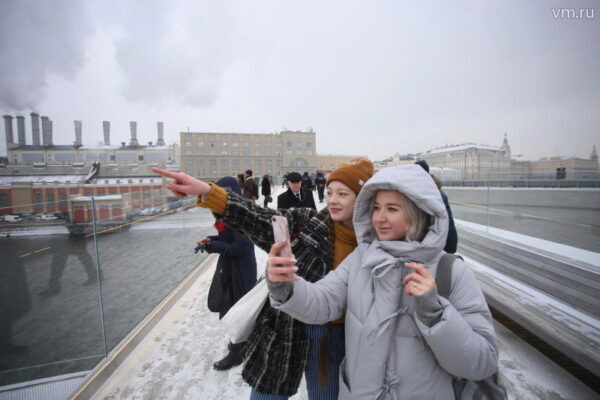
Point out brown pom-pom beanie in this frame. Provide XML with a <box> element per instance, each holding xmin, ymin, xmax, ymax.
<box><xmin>326</xmin><ymin>158</ymin><xmax>374</xmax><ymax>194</ymax></box>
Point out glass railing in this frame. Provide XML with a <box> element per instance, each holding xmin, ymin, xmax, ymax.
<box><xmin>0</xmin><ymin>197</ymin><xmax>217</xmax><ymax>389</ymax></box>
<box><xmin>441</xmin><ymin>171</ymin><xmax>600</xmax><ymax>253</ymax></box>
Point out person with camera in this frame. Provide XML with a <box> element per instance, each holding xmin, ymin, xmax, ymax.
<box><xmin>197</xmin><ymin>176</ymin><xmax>257</xmax><ymax>371</ymax></box>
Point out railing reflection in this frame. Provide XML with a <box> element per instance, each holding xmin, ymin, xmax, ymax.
<box><xmin>439</xmin><ymin>172</ymin><xmax>600</xmax><ymax>253</ymax></box>
<box><xmin>0</xmin><ymin>197</ymin><xmax>216</xmax><ymax>389</ymax></box>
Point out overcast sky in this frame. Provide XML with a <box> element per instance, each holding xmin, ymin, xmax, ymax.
<box><xmin>1</xmin><ymin>0</ymin><xmax>598</xmax><ymax>161</ymax></box>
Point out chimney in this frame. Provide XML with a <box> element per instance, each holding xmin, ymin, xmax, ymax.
<box><xmin>156</xmin><ymin>121</ymin><xmax>165</xmax><ymax>146</ymax></box>
<box><xmin>16</xmin><ymin>115</ymin><xmax>26</xmax><ymax>145</ymax></box>
<box><xmin>41</xmin><ymin>116</ymin><xmax>50</xmax><ymax>145</ymax></box>
<box><xmin>129</xmin><ymin>121</ymin><xmax>138</xmax><ymax>146</ymax></box>
<box><xmin>103</xmin><ymin>121</ymin><xmax>110</xmax><ymax>145</ymax></box>
<box><xmin>74</xmin><ymin>120</ymin><xmax>82</xmax><ymax>146</ymax></box>
<box><xmin>49</xmin><ymin>119</ymin><xmax>54</xmax><ymax>146</ymax></box>
<box><xmin>3</xmin><ymin>115</ymin><xmax>14</xmax><ymax>144</ymax></box>
<box><xmin>31</xmin><ymin>112</ymin><xmax>40</xmax><ymax>145</ymax></box>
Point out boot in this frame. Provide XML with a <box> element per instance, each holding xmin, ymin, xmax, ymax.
<box><xmin>213</xmin><ymin>342</ymin><xmax>244</xmax><ymax>371</ymax></box>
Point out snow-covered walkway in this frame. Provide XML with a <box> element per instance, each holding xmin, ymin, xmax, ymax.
<box><xmin>81</xmin><ymin>188</ymin><xmax>597</xmax><ymax>399</ymax></box>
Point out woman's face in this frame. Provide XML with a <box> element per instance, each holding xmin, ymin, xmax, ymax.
<box><xmin>372</xmin><ymin>190</ymin><xmax>411</xmax><ymax>241</ymax></box>
<box><xmin>326</xmin><ymin>181</ymin><xmax>357</xmax><ymax>227</ymax></box>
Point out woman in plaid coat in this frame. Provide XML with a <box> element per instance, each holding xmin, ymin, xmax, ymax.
<box><xmin>153</xmin><ymin>159</ymin><xmax>373</xmax><ymax>400</ymax></box>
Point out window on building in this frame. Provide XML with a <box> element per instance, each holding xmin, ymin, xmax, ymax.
<box><xmin>209</xmin><ymin>159</ymin><xmax>217</xmax><ymax>177</ymax></box>
<box><xmin>34</xmin><ymin>193</ymin><xmax>42</xmax><ymax>205</ymax></box>
<box><xmin>198</xmin><ymin>160</ymin><xmax>205</xmax><ymax>176</ymax></box>
<box><xmin>306</xmin><ymin>142</ymin><xmax>311</xmax><ymax>147</ymax></box>
<box><xmin>287</xmin><ymin>141</ymin><xmax>292</xmax><ymax>148</ymax></box>
<box><xmin>59</xmin><ymin>193</ymin><xmax>67</xmax><ymax>207</ymax></box>
<box><xmin>47</xmin><ymin>193</ymin><xmax>55</xmax><ymax>205</ymax></box>
<box><xmin>244</xmin><ymin>159</ymin><xmax>251</xmax><ymax>169</ymax></box>
<box><xmin>222</xmin><ymin>159</ymin><xmax>228</xmax><ymax>171</ymax></box>
<box><xmin>185</xmin><ymin>142</ymin><xmax>192</xmax><ymax>146</ymax></box>
<box><xmin>186</xmin><ymin>160</ymin><xmax>193</xmax><ymax>174</ymax></box>
<box><xmin>0</xmin><ymin>194</ymin><xmax>9</xmax><ymax>209</ymax></box>
<box><xmin>138</xmin><ymin>155</ymin><xmax>144</xmax><ymax>161</ymax></box>
<box><xmin>233</xmin><ymin>159</ymin><xmax>240</xmax><ymax>171</ymax></box>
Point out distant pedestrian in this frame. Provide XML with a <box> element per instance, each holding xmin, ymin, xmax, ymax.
<box><xmin>315</xmin><ymin>172</ymin><xmax>326</xmax><ymax>203</ymax></box>
<box><xmin>242</xmin><ymin>169</ymin><xmax>259</xmax><ymax>201</ymax></box>
<box><xmin>282</xmin><ymin>173</ymin><xmax>288</xmax><ymax>188</ymax></box>
<box><xmin>301</xmin><ymin>171</ymin><xmax>313</xmax><ymax>192</ymax></box>
<box><xmin>261</xmin><ymin>174</ymin><xmax>272</xmax><ymax>208</ymax></box>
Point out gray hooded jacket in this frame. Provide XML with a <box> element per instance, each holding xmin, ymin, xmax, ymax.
<box><xmin>271</xmin><ymin>164</ymin><xmax>498</xmax><ymax>400</ymax></box>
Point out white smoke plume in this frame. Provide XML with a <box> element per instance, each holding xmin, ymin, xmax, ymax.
<box><xmin>0</xmin><ymin>0</ymin><xmax>93</xmax><ymax>111</ymax></box>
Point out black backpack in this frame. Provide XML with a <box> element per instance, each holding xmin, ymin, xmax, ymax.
<box><xmin>435</xmin><ymin>254</ymin><xmax>508</xmax><ymax>400</ymax></box>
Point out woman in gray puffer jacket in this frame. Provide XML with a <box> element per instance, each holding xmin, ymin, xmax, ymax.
<box><xmin>267</xmin><ymin>164</ymin><xmax>499</xmax><ymax>400</ymax></box>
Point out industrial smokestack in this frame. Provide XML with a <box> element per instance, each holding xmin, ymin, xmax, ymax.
<box><xmin>49</xmin><ymin>119</ymin><xmax>54</xmax><ymax>146</ymax></box>
<box><xmin>3</xmin><ymin>115</ymin><xmax>14</xmax><ymax>144</ymax></box>
<box><xmin>74</xmin><ymin>120</ymin><xmax>82</xmax><ymax>146</ymax></box>
<box><xmin>16</xmin><ymin>116</ymin><xmax>26</xmax><ymax>145</ymax></box>
<box><xmin>103</xmin><ymin>121</ymin><xmax>110</xmax><ymax>145</ymax></box>
<box><xmin>129</xmin><ymin>121</ymin><xmax>138</xmax><ymax>146</ymax></box>
<box><xmin>31</xmin><ymin>112</ymin><xmax>40</xmax><ymax>145</ymax></box>
<box><xmin>156</xmin><ymin>121</ymin><xmax>165</xmax><ymax>146</ymax></box>
<box><xmin>41</xmin><ymin>116</ymin><xmax>50</xmax><ymax>145</ymax></box>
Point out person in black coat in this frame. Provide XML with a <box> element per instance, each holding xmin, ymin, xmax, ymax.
<box><xmin>277</xmin><ymin>171</ymin><xmax>316</xmax><ymax>210</ymax></box>
<box><xmin>314</xmin><ymin>172</ymin><xmax>326</xmax><ymax>203</ymax></box>
<box><xmin>198</xmin><ymin>176</ymin><xmax>257</xmax><ymax>370</ymax></box>
<box><xmin>301</xmin><ymin>171</ymin><xmax>313</xmax><ymax>192</ymax></box>
<box><xmin>415</xmin><ymin>160</ymin><xmax>458</xmax><ymax>253</ymax></box>
<box><xmin>261</xmin><ymin>174</ymin><xmax>272</xmax><ymax>208</ymax></box>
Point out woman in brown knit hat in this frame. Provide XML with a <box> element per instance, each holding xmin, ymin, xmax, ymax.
<box><xmin>152</xmin><ymin>158</ymin><xmax>374</xmax><ymax>400</ymax></box>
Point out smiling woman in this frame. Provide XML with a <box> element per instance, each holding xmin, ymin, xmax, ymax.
<box><xmin>372</xmin><ymin>190</ymin><xmax>430</xmax><ymax>242</ymax></box>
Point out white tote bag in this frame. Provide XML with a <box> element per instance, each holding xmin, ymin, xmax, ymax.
<box><xmin>220</xmin><ymin>277</ymin><xmax>268</xmax><ymax>344</ymax></box>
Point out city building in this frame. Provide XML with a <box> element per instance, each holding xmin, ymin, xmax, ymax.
<box><xmin>419</xmin><ymin>134</ymin><xmax>513</xmax><ymax>179</ymax></box>
<box><xmin>179</xmin><ymin>129</ymin><xmax>317</xmax><ymax>180</ymax></box>
<box><xmin>0</xmin><ymin>175</ymin><xmax>168</xmax><ymax>215</ymax></box>
<box><xmin>529</xmin><ymin>146</ymin><xmax>599</xmax><ymax>179</ymax></box>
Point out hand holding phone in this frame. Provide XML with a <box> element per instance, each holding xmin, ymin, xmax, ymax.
<box><xmin>272</xmin><ymin>216</ymin><xmax>293</xmax><ymax>257</ymax></box>
<box><xmin>269</xmin><ymin>216</ymin><xmax>297</xmax><ymax>280</ymax></box>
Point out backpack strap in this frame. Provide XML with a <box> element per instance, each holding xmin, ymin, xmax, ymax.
<box><xmin>435</xmin><ymin>253</ymin><xmax>463</xmax><ymax>299</ymax></box>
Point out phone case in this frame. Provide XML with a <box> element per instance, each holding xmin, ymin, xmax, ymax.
<box><xmin>272</xmin><ymin>215</ymin><xmax>293</xmax><ymax>257</ymax></box>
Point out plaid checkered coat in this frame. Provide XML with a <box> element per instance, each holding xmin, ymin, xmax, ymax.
<box><xmin>221</xmin><ymin>191</ymin><xmax>332</xmax><ymax>396</ymax></box>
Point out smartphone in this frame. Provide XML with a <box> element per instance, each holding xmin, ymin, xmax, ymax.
<box><xmin>271</xmin><ymin>215</ymin><xmax>293</xmax><ymax>258</ymax></box>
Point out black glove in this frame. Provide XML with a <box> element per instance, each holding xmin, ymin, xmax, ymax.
<box><xmin>194</xmin><ymin>244</ymin><xmax>206</xmax><ymax>254</ymax></box>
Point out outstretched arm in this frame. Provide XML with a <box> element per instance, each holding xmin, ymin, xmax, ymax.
<box><xmin>152</xmin><ymin>168</ymin><xmax>211</xmax><ymax>199</ymax></box>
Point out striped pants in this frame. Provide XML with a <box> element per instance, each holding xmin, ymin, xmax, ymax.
<box><xmin>249</xmin><ymin>323</ymin><xmax>345</xmax><ymax>400</ymax></box>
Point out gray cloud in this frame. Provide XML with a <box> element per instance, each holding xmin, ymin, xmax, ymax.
<box><xmin>113</xmin><ymin>0</ymin><xmax>237</xmax><ymax>108</ymax></box>
<box><xmin>0</xmin><ymin>0</ymin><xmax>92</xmax><ymax>111</ymax></box>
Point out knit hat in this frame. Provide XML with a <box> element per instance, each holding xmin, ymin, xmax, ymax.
<box><xmin>216</xmin><ymin>176</ymin><xmax>242</xmax><ymax>196</ymax></box>
<box><xmin>326</xmin><ymin>158</ymin><xmax>374</xmax><ymax>194</ymax></box>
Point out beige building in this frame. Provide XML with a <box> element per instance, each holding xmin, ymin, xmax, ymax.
<box><xmin>180</xmin><ymin>130</ymin><xmax>316</xmax><ymax>180</ymax></box>
<box><xmin>530</xmin><ymin>146</ymin><xmax>599</xmax><ymax>179</ymax></box>
<box><xmin>315</xmin><ymin>154</ymin><xmax>367</xmax><ymax>173</ymax></box>
<box><xmin>419</xmin><ymin>135</ymin><xmax>513</xmax><ymax>179</ymax></box>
